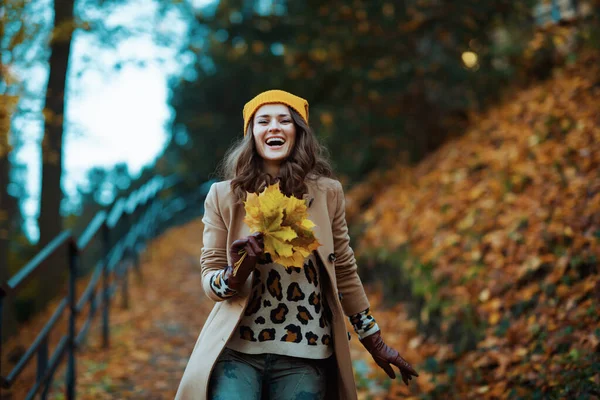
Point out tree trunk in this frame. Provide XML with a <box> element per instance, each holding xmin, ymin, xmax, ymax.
<box><xmin>37</xmin><ymin>0</ymin><xmax>76</xmax><ymax>305</ymax></box>
<box><xmin>38</xmin><ymin>0</ymin><xmax>75</xmax><ymax>247</ymax></box>
<box><xmin>0</xmin><ymin>152</ymin><xmax>9</xmax><ymax>275</ymax></box>
<box><xmin>0</xmin><ymin>153</ymin><xmax>13</xmax><ymax>338</ymax></box>
<box><xmin>1</xmin><ymin>95</ymin><xmax>18</xmax><ymax>342</ymax></box>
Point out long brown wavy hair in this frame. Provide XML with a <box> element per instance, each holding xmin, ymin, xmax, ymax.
<box><xmin>217</xmin><ymin>106</ymin><xmax>334</xmax><ymax>203</ymax></box>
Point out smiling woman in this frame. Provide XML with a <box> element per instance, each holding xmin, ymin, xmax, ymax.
<box><xmin>174</xmin><ymin>90</ymin><xmax>418</xmax><ymax>400</ymax></box>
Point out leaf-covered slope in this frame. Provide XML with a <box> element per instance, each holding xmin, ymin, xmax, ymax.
<box><xmin>349</xmin><ymin>53</ymin><xmax>600</xmax><ymax>398</ymax></box>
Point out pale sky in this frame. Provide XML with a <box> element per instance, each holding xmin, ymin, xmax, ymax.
<box><xmin>16</xmin><ymin>0</ymin><xmax>216</xmax><ymax>241</ymax></box>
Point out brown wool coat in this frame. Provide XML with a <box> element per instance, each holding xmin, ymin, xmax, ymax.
<box><xmin>174</xmin><ymin>177</ymin><xmax>370</xmax><ymax>400</ymax></box>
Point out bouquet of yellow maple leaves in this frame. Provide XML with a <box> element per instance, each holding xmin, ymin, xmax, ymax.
<box><xmin>234</xmin><ymin>182</ymin><xmax>321</xmax><ymax>272</ymax></box>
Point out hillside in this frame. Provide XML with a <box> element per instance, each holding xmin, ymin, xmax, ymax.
<box><xmin>347</xmin><ymin>52</ymin><xmax>600</xmax><ymax>398</ymax></box>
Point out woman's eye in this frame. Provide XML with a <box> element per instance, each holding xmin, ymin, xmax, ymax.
<box><xmin>258</xmin><ymin>120</ymin><xmax>268</xmax><ymax>124</ymax></box>
<box><xmin>281</xmin><ymin>119</ymin><xmax>291</xmax><ymax>124</ymax></box>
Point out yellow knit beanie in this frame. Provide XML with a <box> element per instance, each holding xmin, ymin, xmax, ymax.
<box><xmin>243</xmin><ymin>90</ymin><xmax>309</xmax><ymax>136</ymax></box>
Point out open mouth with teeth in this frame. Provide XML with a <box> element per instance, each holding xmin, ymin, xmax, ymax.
<box><xmin>266</xmin><ymin>138</ymin><xmax>286</xmax><ymax>147</ymax></box>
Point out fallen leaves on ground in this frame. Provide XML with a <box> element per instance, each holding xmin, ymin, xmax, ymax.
<box><xmin>348</xmin><ymin>52</ymin><xmax>600</xmax><ymax>398</ymax></box>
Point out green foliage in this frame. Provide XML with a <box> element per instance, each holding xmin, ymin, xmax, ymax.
<box><xmin>357</xmin><ymin>246</ymin><xmax>483</xmax><ymax>354</ymax></box>
<box><xmin>164</xmin><ymin>0</ymin><xmax>547</xmax><ymax>184</ymax></box>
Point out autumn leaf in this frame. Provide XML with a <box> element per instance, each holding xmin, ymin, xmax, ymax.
<box><xmin>266</xmin><ymin>226</ymin><xmax>296</xmax><ymax>257</ymax></box>
<box><xmin>243</xmin><ymin>182</ymin><xmax>321</xmax><ymax>269</ymax></box>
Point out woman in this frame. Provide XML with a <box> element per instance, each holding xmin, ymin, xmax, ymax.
<box><xmin>175</xmin><ymin>90</ymin><xmax>417</xmax><ymax>400</ymax></box>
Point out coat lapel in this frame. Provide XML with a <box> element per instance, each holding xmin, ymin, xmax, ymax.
<box><xmin>304</xmin><ymin>184</ymin><xmax>334</xmax><ymax>262</ymax></box>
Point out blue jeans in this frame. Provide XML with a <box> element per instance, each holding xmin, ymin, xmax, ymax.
<box><xmin>208</xmin><ymin>347</ymin><xmax>329</xmax><ymax>400</ymax></box>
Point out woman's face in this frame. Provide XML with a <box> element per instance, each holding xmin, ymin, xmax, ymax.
<box><xmin>252</xmin><ymin>103</ymin><xmax>297</xmax><ymax>168</ymax></box>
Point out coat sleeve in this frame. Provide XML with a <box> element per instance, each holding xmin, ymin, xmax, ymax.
<box><xmin>200</xmin><ymin>183</ymin><xmax>230</xmax><ymax>302</ymax></box>
<box><xmin>332</xmin><ymin>180</ymin><xmax>370</xmax><ymax>316</ymax></box>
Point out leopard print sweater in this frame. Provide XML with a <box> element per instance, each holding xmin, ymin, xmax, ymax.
<box><xmin>225</xmin><ymin>253</ymin><xmax>333</xmax><ymax>359</ymax></box>
<box><xmin>211</xmin><ymin>255</ymin><xmax>379</xmax><ymax>360</ymax></box>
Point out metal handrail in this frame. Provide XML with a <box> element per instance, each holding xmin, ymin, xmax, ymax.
<box><xmin>0</xmin><ymin>174</ymin><xmax>214</xmax><ymax>399</ymax></box>
<box><xmin>1</xmin><ymin>232</ymin><xmax>72</xmax><ymax>298</ymax></box>
<box><xmin>77</xmin><ymin>212</ymin><xmax>107</xmax><ymax>251</ymax></box>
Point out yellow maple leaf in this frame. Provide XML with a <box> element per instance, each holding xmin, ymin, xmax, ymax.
<box><xmin>281</xmin><ymin>195</ymin><xmax>307</xmax><ymax>225</ymax></box>
<box><xmin>243</xmin><ymin>182</ymin><xmax>321</xmax><ymax>269</ymax></box>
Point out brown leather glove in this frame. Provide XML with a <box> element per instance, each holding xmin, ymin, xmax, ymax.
<box><xmin>360</xmin><ymin>330</ymin><xmax>419</xmax><ymax>385</ymax></box>
<box><xmin>223</xmin><ymin>232</ymin><xmax>264</xmax><ymax>291</ymax></box>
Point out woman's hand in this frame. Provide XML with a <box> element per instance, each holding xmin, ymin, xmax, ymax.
<box><xmin>224</xmin><ymin>232</ymin><xmax>264</xmax><ymax>291</ymax></box>
<box><xmin>360</xmin><ymin>330</ymin><xmax>419</xmax><ymax>385</ymax></box>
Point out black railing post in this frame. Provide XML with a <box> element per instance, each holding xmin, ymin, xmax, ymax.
<box><xmin>152</xmin><ymin>200</ymin><xmax>160</xmax><ymax>238</ymax></box>
<box><xmin>133</xmin><ymin>246</ymin><xmax>142</xmax><ymax>283</ymax></box>
<box><xmin>147</xmin><ymin>200</ymin><xmax>160</xmax><ymax>261</ymax></box>
<box><xmin>121</xmin><ymin>213</ymin><xmax>130</xmax><ymax>310</ymax></box>
<box><xmin>38</xmin><ymin>337</ymin><xmax>49</xmax><ymax>399</ymax></box>
<box><xmin>133</xmin><ymin>198</ymin><xmax>148</xmax><ymax>282</ymax></box>
<box><xmin>121</xmin><ymin>256</ymin><xmax>129</xmax><ymax>310</ymax></box>
<box><xmin>66</xmin><ymin>241</ymin><xmax>78</xmax><ymax>400</ymax></box>
<box><xmin>101</xmin><ymin>223</ymin><xmax>110</xmax><ymax>349</ymax></box>
<box><xmin>0</xmin><ymin>295</ymin><xmax>3</xmax><ymax>380</ymax></box>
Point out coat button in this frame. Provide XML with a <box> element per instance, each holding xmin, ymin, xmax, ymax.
<box><xmin>328</xmin><ymin>253</ymin><xmax>336</xmax><ymax>262</ymax></box>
